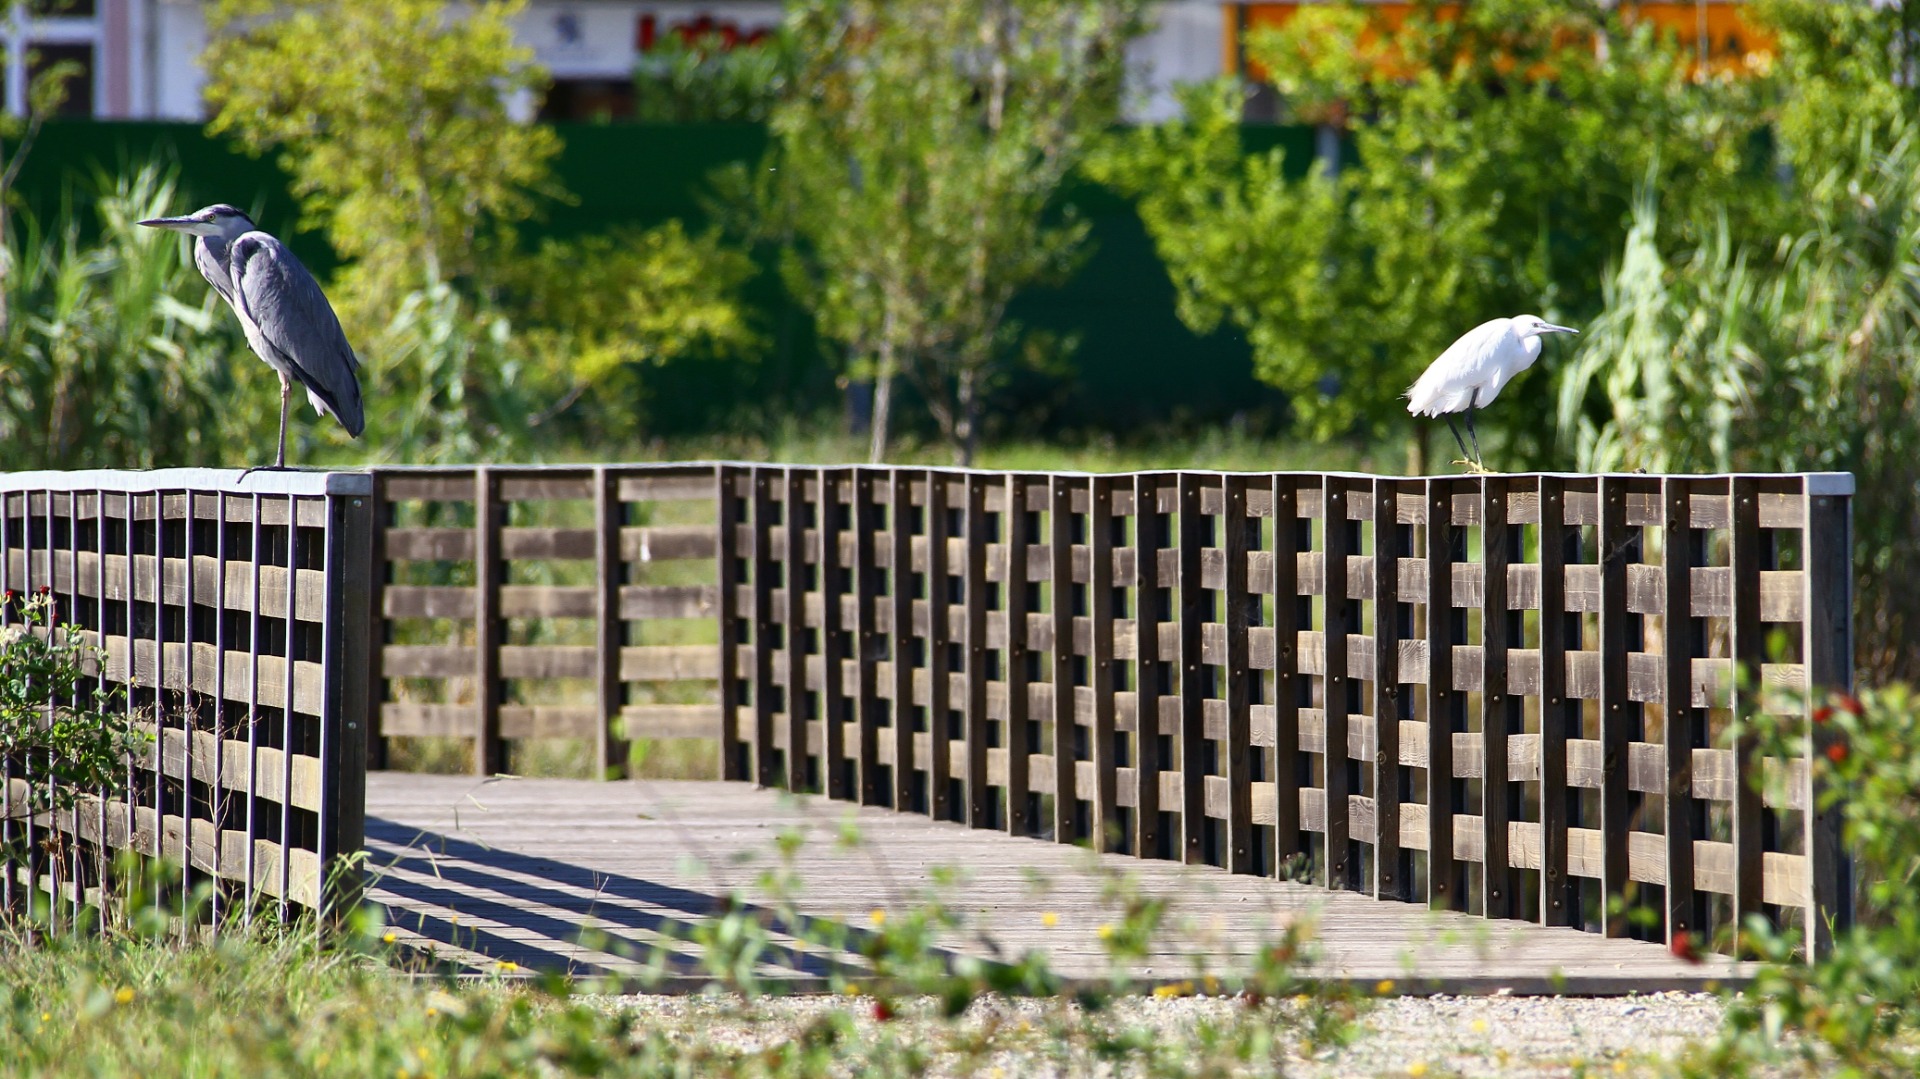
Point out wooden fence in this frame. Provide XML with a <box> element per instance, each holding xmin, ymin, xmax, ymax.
<box><xmin>353</xmin><ymin>463</ymin><xmax>1852</xmax><ymax>955</ymax></box>
<box><xmin>366</xmin><ymin>466</ymin><xmax>724</xmax><ymax>777</ymax></box>
<box><xmin>0</xmin><ymin>468</ymin><xmax>373</xmax><ymax>927</ymax></box>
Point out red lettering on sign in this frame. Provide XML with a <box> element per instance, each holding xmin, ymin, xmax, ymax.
<box><xmin>636</xmin><ymin>12</ymin><xmax>772</xmax><ymax>52</ymax></box>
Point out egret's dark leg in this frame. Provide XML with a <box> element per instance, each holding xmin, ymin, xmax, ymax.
<box><xmin>1444</xmin><ymin>414</ymin><xmax>1473</xmax><ymax>462</ymax></box>
<box><xmin>1466</xmin><ymin>406</ymin><xmax>1483</xmax><ymax>468</ymax></box>
<box><xmin>277</xmin><ymin>376</ymin><xmax>291</xmax><ymax>469</ymax></box>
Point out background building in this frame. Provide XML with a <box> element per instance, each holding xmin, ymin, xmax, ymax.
<box><xmin>20</xmin><ymin>1</ymin><xmax>1770</xmax><ymax>123</ymax></box>
<box><xmin>20</xmin><ymin>0</ymin><xmax>1226</xmax><ymax>121</ymax></box>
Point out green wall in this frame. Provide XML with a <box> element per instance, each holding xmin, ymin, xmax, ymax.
<box><xmin>13</xmin><ymin>120</ymin><xmax>1320</xmax><ymax>437</ymax></box>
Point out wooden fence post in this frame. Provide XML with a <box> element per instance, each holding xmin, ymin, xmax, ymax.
<box><xmin>1048</xmin><ymin>476</ymin><xmax>1076</xmax><ymax>843</ymax></box>
<box><xmin>1373</xmin><ymin>477</ymin><xmax>1408</xmax><ymax>901</ymax></box>
<box><xmin>1426</xmin><ymin>477</ymin><xmax>1462</xmax><ymax>910</ymax></box>
<box><xmin>473</xmin><ymin>468</ymin><xmax>503</xmax><ymax>776</ymax></box>
<box><xmin>1270</xmin><ymin>476</ymin><xmax>1303</xmax><ymax>876</ymax></box>
<box><xmin>1802</xmin><ymin>475</ymin><xmax>1852</xmax><ymax>957</ymax></box>
<box><xmin>1481</xmin><ymin>475</ymin><xmax>1515</xmax><ymax>919</ymax></box>
<box><xmin>1537</xmin><ymin>476</ymin><xmax>1574</xmax><ymax>926</ymax></box>
<box><xmin>1222</xmin><ymin>474</ymin><xmax>1255</xmax><ymax>874</ymax></box>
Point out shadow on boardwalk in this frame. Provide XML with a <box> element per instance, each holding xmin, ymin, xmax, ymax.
<box><xmin>362</xmin><ymin>773</ymin><xmax>1751</xmax><ymax>994</ymax></box>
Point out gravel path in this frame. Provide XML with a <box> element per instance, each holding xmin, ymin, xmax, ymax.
<box><xmin>592</xmin><ymin>990</ymin><xmax>1728</xmax><ymax>1076</ymax></box>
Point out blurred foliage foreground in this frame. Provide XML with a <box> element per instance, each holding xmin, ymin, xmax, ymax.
<box><xmin>3</xmin><ymin>684</ymin><xmax>1920</xmax><ymax>1075</ymax></box>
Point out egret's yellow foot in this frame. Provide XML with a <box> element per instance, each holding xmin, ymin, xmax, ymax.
<box><xmin>1451</xmin><ymin>459</ymin><xmax>1495</xmax><ymax>475</ymax></box>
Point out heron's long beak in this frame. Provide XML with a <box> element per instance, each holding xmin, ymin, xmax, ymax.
<box><xmin>1541</xmin><ymin>323</ymin><xmax>1579</xmax><ymax>335</ymax></box>
<box><xmin>138</xmin><ymin>215</ymin><xmax>213</xmax><ymax>236</ymax></box>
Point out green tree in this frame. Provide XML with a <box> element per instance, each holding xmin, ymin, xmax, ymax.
<box><xmin>1561</xmin><ymin>0</ymin><xmax>1920</xmax><ymax>684</ymax></box>
<box><xmin>764</xmin><ymin>0</ymin><xmax>1147</xmax><ymax>464</ymax></box>
<box><xmin>203</xmin><ymin>0</ymin><xmax>559</xmax><ymax>298</ymax></box>
<box><xmin>1089</xmin><ymin>0</ymin><xmax>1776</xmax><ymax>470</ymax></box>
<box><xmin>202</xmin><ymin>0</ymin><xmax>757</xmax><ymax>463</ymax></box>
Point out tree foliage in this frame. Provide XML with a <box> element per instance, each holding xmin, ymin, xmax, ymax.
<box><xmin>203</xmin><ymin>0</ymin><xmax>560</xmax><ymax>296</ymax></box>
<box><xmin>1563</xmin><ymin>0</ymin><xmax>1920</xmax><ymax>684</ymax></box>
<box><xmin>201</xmin><ymin>0</ymin><xmax>757</xmax><ymax>463</ymax></box>
<box><xmin>1089</xmin><ymin>0</ymin><xmax>1777</xmax><ymax>465</ymax></box>
<box><xmin>762</xmin><ymin>0</ymin><xmax>1147</xmax><ymax>463</ymax></box>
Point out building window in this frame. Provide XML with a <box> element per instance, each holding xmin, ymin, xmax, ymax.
<box><xmin>28</xmin><ymin>0</ymin><xmax>95</xmax><ymax>15</ymax></box>
<box><xmin>27</xmin><ymin>41</ymin><xmax>92</xmax><ymax>116</ymax></box>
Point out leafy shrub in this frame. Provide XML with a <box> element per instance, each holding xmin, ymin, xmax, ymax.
<box><xmin>0</xmin><ymin>590</ymin><xmax>145</xmax><ymax>816</ymax></box>
<box><xmin>1684</xmin><ymin>684</ymin><xmax>1920</xmax><ymax>1076</ymax></box>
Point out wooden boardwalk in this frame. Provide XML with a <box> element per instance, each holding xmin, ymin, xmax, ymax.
<box><xmin>365</xmin><ymin>773</ymin><xmax>1748</xmax><ymax>994</ymax></box>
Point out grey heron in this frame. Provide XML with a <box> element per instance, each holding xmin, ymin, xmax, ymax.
<box><xmin>1405</xmin><ymin>314</ymin><xmax>1577</xmax><ymax>473</ymax></box>
<box><xmin>138</xmin><ymin>205</ymin><xmax>364</xmax><ymax>469</ymax></box>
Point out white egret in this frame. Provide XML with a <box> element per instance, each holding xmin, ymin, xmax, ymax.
<box><xmin>1405</xmin><ymin>314</ymin><xmax>1577</xmax><ymax>472</ymax></box>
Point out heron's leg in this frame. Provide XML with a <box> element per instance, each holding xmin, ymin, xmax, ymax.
<box><xmin>1466</xmin><ymin>406</ymin><xmax>1483</xmax><ymax>467</ymax></box>
<box><xmin>277</xmin><ymin>375</ymin><xmax>291</xmax><ymax>469</ymax></box>
<box><xmin>1444</xmin><ymin>414</ymin><xmax>1473</xmax><ymax>463</ymax></box>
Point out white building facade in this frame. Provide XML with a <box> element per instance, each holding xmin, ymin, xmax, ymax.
<box><xmin>29</xmin><ymin>0</ymin><xmax>1228</xmax><ymax>122</ymax></box>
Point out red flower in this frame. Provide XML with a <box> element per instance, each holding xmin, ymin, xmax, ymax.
<box><xmin>1826</xmin><ymin>742</ymin><xmax>1849</xmax><ymax>764</ymax></box>
<box><xmin>35</xmin><ymin>585</ymin><xmax>48</xmax><ymax>595</ymax></box>
<box><xmin>872</xmin><ymin>999</ymin><xmax>894</xmax><ymax>1022</ymax></box>
<box><xmin>1835</xmin><ymin>693</ymin><xmax>1864</xmax><ymax>717</ymax></box>
<box><xmin>1811</xmin><ymin>706</ymin><xmax>1833</xmax><ymax>724</ymax></box>
<box><xmin>1670</xmin><ymin>930</ymin><xmax>1702</xmax><ymax>964</ymax></box>
<box><xmin>3</xmin><ymin>590</ymin><xmax>12</xmax><ymax>602</ymax></box>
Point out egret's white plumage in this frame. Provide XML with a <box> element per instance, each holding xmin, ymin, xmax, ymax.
<box><xmin>1406</xmin><ymin>314</ymin><xmax>1577</xmax><ymax>469</ymax></box>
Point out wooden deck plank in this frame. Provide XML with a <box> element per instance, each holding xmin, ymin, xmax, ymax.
<box><xmin>364</xmin><ymin>774</ymin><xmax>1749</xmax><ymax>993</ymax></box>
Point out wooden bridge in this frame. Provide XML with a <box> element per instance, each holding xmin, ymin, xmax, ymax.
<box><xmin>0</xmin><ymin>464</ymin><xmax>1853</xmax><ymax>991</ymax></box>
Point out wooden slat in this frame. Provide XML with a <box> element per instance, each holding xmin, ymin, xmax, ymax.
<box><xmin>593</xmin><ymin>467</ymin><xmax>627</xmax><ymax>777</ymax></box>
<box><xmin>1090</xmin><ymin>477</ymin><xmax>1128</xmax><ymax>854</ymax></box>
<box><xmin>888</xmin><ymin>471</ymin><xmax>914</xmax><ymax>811</ymax></box>
<box><xmin>1001</xmin><ymin>476</ymin><xmax>1033</xmax><ymax>834</ymax></box>
<box><xmin>1220</xmin><ymin>476</ymin><xmax>1255</xmax><ymax>873</ymax></box>
<box><xmin>1425</xmin><ymin>477</ymin><xmax>1461</xmax><ymax>909</ymax></box>
<box><xmin>1372</xmin><ymin>478</ymin><xmax>1408</xmax><ymax>900</ymax></box>
<box><xmin>475</xmin><ymin>469</ymin><xmax>503</xmax><ymax>775</ymax></box>
<box><xmin>1729</xmin><ymin>478</ymin><xmax>1765</xmax><ymax>948</ymax></box>
<box><xmin>1133</xmin><ymin>473</ymin><xmax>1166</xmax><ymax>859</ymax></box>
<box><xmin>1048</xmin><ymin>477</ymin><xmax>1078</xmax><ymax>844</ymax></box>
<box><xmin>922</xmin><ymin>473</ymin><xmax>954</xmax><ymax>821</ymax></box>
<box><xmin>1322</xmin><ymin>476</ymin><xmax>1357</xmax><ymax>890</ymax></box>
<box><xmin>1269</xmin><ymin>476</ymin><xmax>1303</xmax><ymax>872</ymax></box>
<box><xmin>1663</xmin><ymin>477</ymin><xmax>1703</xmax><ymax>949</ymax></box>
<box><xmin>852</xmin><ymin>470</ymin><xmax>884</xmax><ymax>805</ymax></box>
<box><xmin>616</xmin><ymin>470</ymin><xmax>721</xmax><ymax>503</ymax></box>
<box><xmin>1802</xmin><ymin>484</ymin><xmax>1850</xmax><ymax>957</ymax></box>
<box><xmin>818</xmin><ymin>468</ymin><xmax>850</xmax><ymax>799</ymax></box>
<box><xmin>752</xmin><ymin>467</ymin><xmax>778</xmax><ymax>787</ymax></box>
<box><xmin>781</xmin><ymin>469</ymin><xmax>808</xmax><ymax>793</ymax></box>
<box><xmin>1538</xmin><ymin>475</ymin><xmax>1574</xmax><ymax>926</ymax></box>
<box><xmin>1481</xmin><ymin>476</ymin><xmax>1517</xmax><ymax>918</ymax></box>
<box><xmin>1176</xmin><ymin>474</ymin><xmax>1208</xmax><ymax>864</ymax></box>
<box><xmin>1597</xmin><ymin>478</ymin><xmax>1634</xmax><ymax>935</ymax></box>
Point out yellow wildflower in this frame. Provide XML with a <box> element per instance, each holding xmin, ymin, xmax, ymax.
<box><xmin>1374</xmin><ymin>979</ymin><xmax>1395</xmax><ymax>995</ymax></box>
<box><xmin>1040</xmin><ymin>911</ymin><xmax>1058</xmax><ymax>928</ymax></box>
<box><xmin>1408</xmin><ymin>1063</ymin><xmax>1428</xmax><ymax>1078</ymax></box>
<box><xmin>114</xmin><ymin>988</ymin><xmax>134</xmax><ymax>1005</ymax></box>
<box><xmin>869</xmin><ymin>909</ymin><xmax>886</xmax><ymax>926</ymax></box>
<box><xmin>1471</xmin><ymin>1018</ymin><xmax>1489</xmax><ymax>1034</ymax></box>
<box><xmin>382</xmin><ymin>932</ymin><xmax>397</xmax><ymax>944</ymax></box>
<box><xmin>1097</xmin><ymin>924</ymin><xmax>1115</xmax><ymax>940</ymax></box>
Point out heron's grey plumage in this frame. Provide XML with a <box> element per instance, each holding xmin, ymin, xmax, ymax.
<box><xmin>139</xmin><ymin>203</ymin><xmax>365</xmax><ymax>466</ymax></box>
<box><xmin>230</xmin><ymin>234</ymin><xmax>365</xmax><ymax>435</ymax></box>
